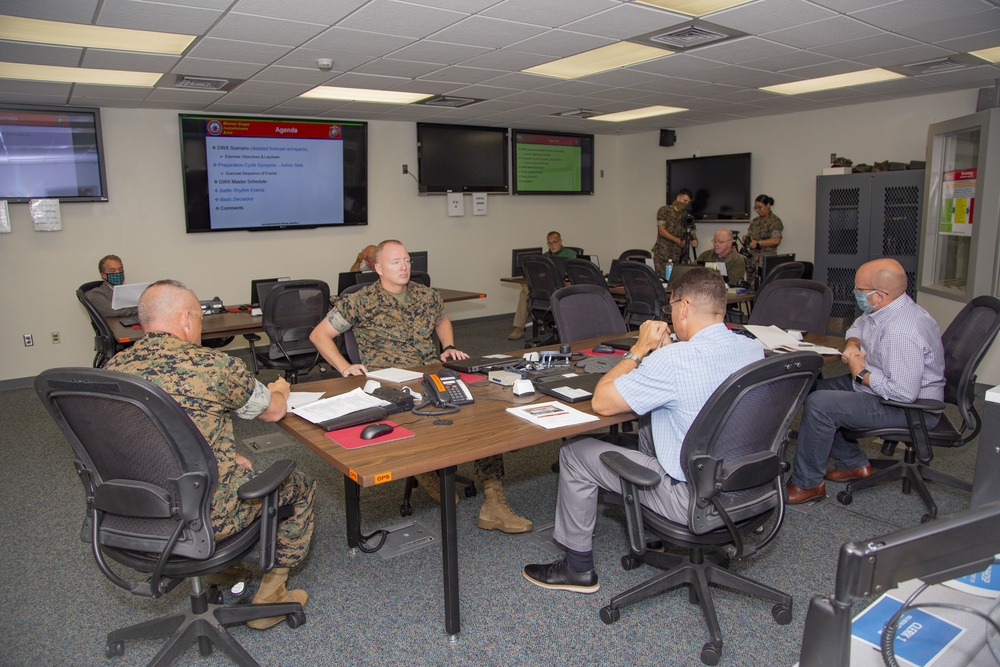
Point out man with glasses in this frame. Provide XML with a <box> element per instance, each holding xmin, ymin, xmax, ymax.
<box><xmin>508</xmin><ymin>231</ymin><xmax>577</xmax><ymax>340</ymax></box>
<box><xmin>86</xmin><ymin>254</ymin><xmax>138</xmax><ymax>317</ymax></box>
<box><xmin>786</xmin><ymin>258</ymin><xmax>945</xmax><ymax>504</ymax></box>
<box><xmin>523</xmin><ymin>268</ymin><xmax>762</xmax><ymax>593</ymax></box>
<box><xmin>652</xmin><ymin>189</ymin><xmax>698</xmax><ymax>276</ymax></box>
<box><xmin>697</xmin><ymin>229</ymin><xmax>747</xmax><ymax>284</ymax></box>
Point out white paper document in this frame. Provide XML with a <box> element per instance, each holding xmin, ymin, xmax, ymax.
<box><xmin>286</xmin><ymin>392</ymin><xmax>325</xmax><ymax>410</ymax></box>
<box><xmin>111</xmin><ymin>282</ymin><xmax>152</xmax><ymax>310</ymax></box>
<box><xmin>290</xmin><ymin>388</ymin><xmax>391</xmax><ymax>424</ymax></box>
<box><xmin>744</xmin><ymin>325</ymin><xmax>840</xmax><ymax>355</ymax></box>
<box><xmin>365</xmin><ymin>368</ymin><xmax>424</xmax><ymax>383</ymax></box>
<box><xmin>506</xmin><ymin>401</ymin><xmax>599</xmax><ymax>430</ymax></box>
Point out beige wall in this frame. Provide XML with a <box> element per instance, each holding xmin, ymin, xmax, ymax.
<box><xmin>0</xmin><ymin>89</ymin><xmax>981</xmax><ymax>383</ymax></box>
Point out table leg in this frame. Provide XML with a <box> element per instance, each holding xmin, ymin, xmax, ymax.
<box><xmin>343</xmin><ymin>476</ymin><xmax>361</xmax><ymax>550</ymax></box>
<box><xmin>439</xmin><ymin>465</ymin><xmax>461</xmax><ymax>637</ymax></box>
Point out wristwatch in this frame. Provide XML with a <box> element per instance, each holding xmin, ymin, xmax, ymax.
<box><xmin>622</xmin><ymin>351</ymin><xmax>642</xmax><ymax>365</ymax></box>
<box><xmin>855</xmin><ymin>369</ymin><xmax>870</xmax><ymax>385</ymax></box>
<box><xmin>442</xmin><ymin>345</ymin><xmax>457</xmax><ymax>352</ymax></box>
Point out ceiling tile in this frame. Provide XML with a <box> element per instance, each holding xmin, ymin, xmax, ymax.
<box><xmin>186</xmin><ymin>37</ymin><xmax>292</xmax><ymax>64</ymax></box>
<box><xmin>852</xmin><ymin>0</ymin><xmax>991</xmax><ymax>33</ymax></box>
<box><xmin>0</xmin><ymin>41</ymin><xmax>82</xmax><ymax>67</ymax></box>
<box><xmin>763</xmin><ymin>16</ymin><xmax>882</xmax><ymax>49</ymax></box>
<box><xmin>429</xmin><ymin>15</ymin><xmax>548</xmax><ymax>49</ymax></box>
<box><xmin>503</xmin><ymin>29</ymin><xmax>613</xmax><ymax>58</ymax></box>
<box><xmin>230</xmin><ymin>0</ymin><xmax>362</xmax><ymax>23</ymax></box>
<box><xmin>337</xmin><ymin>0</ymin><xmax>467</xmax><ymax>39</ymax></box>
<box><xmin>565</xmin><ymin>3</ymin><xmax>688</xmax><ymax>40</ymax></box>
<box><xmin>304</xmin><ymin>27</ymin><xmax>414</xmax><ymax>57</ymax></box>
<box><xmin>81</xmin><ymin>50</ymin><xmax>180</xmax><ymax>72</ymax></box>
<box><xmin>209</xmin><ymin>13</ymin><xmax>328</xmax><ymax>47</ymax></box>
<box><xmin>0</xmin><ymin>0</ymin><xmax>98</xmax><ymax>23</ymax></box>
<box><xmin>480</xmin><ymin>0</ymin><xmax>617</xmax><ymax>28</ymax></box>
<box><xmin>710</xmin><ymin>0</ymin><xmax>837</xmax><ymax>34</ymax></box>
<box><xmin>97</xmin><ymin>0</ymin><xmax>224</xmax><ymax>34</ymax></box>
<box><xmin>388</xmin><ymin>40</ymin><xmax>491</xmax><ymax>65</ymax></box>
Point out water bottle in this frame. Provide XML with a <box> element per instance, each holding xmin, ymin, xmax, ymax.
<box><xmin>664</xmin><ymin>259</ymin><xmax>673</xmax><ymax>283</ymax></box>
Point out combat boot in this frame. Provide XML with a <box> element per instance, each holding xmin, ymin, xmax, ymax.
<box><xmin>477</xmin><ymin>479</ymin><xmax>533</xmax><ymax>533</ymax></box>
<box><xmin>246</xmin><ymin>567</ymin><xmax>308</xmax><ymax>630</ymax></box>
<box><xmin>415</xmin><ymin>471</ymin><xmax>459</xmax><ymax>505</ymax></box>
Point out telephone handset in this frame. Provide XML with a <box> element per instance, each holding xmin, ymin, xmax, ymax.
<box><xmin>421</xmin><ymin>371</ymin><xmax>474</xmax><ymax>407</ymax></box>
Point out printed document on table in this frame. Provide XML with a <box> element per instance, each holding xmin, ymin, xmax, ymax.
<box><xmin>286</xmin><ymin>392</ymin><xmax>325</xmax><ymax>410</ymax></box>
<box><xmin>744</xmin><ymin>325</ymin><xmax>840</xmax><ymax>355</ymax></box>
<box><xmin>290</xmin><ymin>388</ymin><xmax>390</xmax><ymax>425</ymax></box>
<box><xmin>506</xmin><ymin>401</ymin><xmax>599</xmax><ymax>430</ymax></box>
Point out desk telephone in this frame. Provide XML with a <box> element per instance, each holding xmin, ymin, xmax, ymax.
<box><xmin>422</xmin><ymin>371</ymin><xmax>474</xmax><ymax>407</ymax></box>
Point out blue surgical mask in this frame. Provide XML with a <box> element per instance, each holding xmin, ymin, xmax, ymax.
<box><xmin>106</xmin><ymin>272</ymin><xmax>125</xmax><ymax>286</ymax></box>
<box><xmin>854</xmin><ymin>291</ymin><xmax>875</xmax><ymax>314</ymax></box>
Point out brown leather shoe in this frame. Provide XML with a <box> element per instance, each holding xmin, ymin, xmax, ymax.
<box><xmin>787</xmin><ymin>482</ymin><xmax>826</xmax><ymax>504</ymax></box>
<box><xmin>825</xmin><ymin>464</ymin><xmax>873</xmax><ymax>482</ymax></box>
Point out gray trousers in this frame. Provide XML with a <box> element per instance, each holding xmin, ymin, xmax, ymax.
<box><xmin>553</xmin><ymin>436</ymin><xmax>690</xmax><ymax>555</ymax></box>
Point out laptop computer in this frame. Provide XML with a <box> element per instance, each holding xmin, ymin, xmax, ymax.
<box><xmin>601</xmin><ymin>335</ymin><xmax>640</xmax><ymax>351</ymax></box>
<box><xmin>534</xmin><ymin>372</ymin><xmax>601</xmax><ymax>403</ymax></box>
<box><xmin>111</xmin><ymin>282</ymin><xmax>151</xmax><ymax>311</ymax></box>
<box><xmin>442</xmin><ymin>355</ymin><xmax>520</xmax><ymax>374</ymax></box>
<box><xmin>250</xmin><ymin>276</ymin><xmax>289</xmax><ymax>307</ymax></box>
<box><xmin>581</xmin><ymin>254</ymin><xmax>600</xmax><ymax>269</ymax></box>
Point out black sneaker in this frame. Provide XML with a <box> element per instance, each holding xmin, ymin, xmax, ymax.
<box><xmin>523</xmin><ymin>556</ymin><xmax>600</xmax><ymax>594</ymax></box>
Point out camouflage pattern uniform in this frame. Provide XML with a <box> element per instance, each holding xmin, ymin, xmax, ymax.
<box><xmin>652</xmin><ymin>204</ymin><xmax>685</xmax><ymax>276</ymax></box>
<box><xmin>326</xmin><ymin>281</ymin><xmax>506</xmax><ymax>481</ymax></box>
<box><xmin>106</xmin><ymin>332</ymin><xmax>315</xmax><ymax>567</ymax></box>
<box><xmin>746</xmin><ymin>212</ymin><xmax>784</xmax><ymax>271</ymax></box>
<box><xmin>697</xmin><ymin>249</ymin><xmax>748</xmax><ymax>284</ymax></box>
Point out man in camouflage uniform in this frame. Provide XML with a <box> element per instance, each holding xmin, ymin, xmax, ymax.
<box><xmin>697</xmin><ymin>229</ymin><xmax>748</xmax><ymax>284</ymax></box>
<box><xmin>310</xmin><ymin>239</ymin><xmax>533</xmax><ymax>533</ymax></box>
<box><xmin>652</xmin><ymin>189</ymin><xmax>697</xmax><ymax>276</ymax></box>
<box><xmin>106</xmin><ymin>280</ymin><xmax>315</xmax><ymax>630</ymax></box>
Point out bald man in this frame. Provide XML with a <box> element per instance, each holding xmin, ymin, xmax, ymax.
<box><xmin>106</xmin><ymin>280</ymin><xmax>316</xmax><ymax>629</ymax></box>
<box><xmin>696</xmin><ymin>229</ymin><xmax>747</xmax><ymax>284</ymax></box>
<box><xmin>787</xmin><ymin>259</ymin><xmax>945</xmax><ymax>504</ymax></box>
<box><xmin>350</xmin><ymin>244</ymin><xmax>377</xmax><ymax>272</ymax></box>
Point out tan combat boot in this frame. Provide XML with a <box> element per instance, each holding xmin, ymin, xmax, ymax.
<box><xmin>246</xmin><ymin>567</ymin><xmax>308</xmax><ymax>630</ymax></box>
<box><xmin>477</xmin><ymin>479</ymin><xmax>533</xmax><ymax>533</ymax></box>
<box><xmin>415</xmin><ymin>471</ymin><xmax>459</xmax><ymax>505</ymax></box>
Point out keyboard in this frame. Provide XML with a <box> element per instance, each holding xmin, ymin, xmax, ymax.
<box><xmin>120</xmin><ymin>316</ymin><xmax>140</xmax><ymax>326</ymax></box>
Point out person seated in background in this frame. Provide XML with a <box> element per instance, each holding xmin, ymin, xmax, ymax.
<box><xmin>106</xmin><ymin>280</ymin><xmax>316</xmax><ymax>630</ymax></box>
<box><xmin>522</xmin><ymin>268</ymin><xmax>763</xmax><ymax>593</ymax></box>
<box><xmin>509</xmin><ymin>231</ymin><xmax>577</xmax><ymax>340</ymax></box>
<box><xmin>697</xmin><ymin>229</ymin><xmax>747</xmax><ymax>284</ymax></box>
<box><xmin>311</xmin><ymin>239</ymin><xmax>533</xmax><ymax>533</ymax></box>
<box><xmin>349</xmin><ymin>244</ymin><xmax>377</xmax><ymax>272</ymax></box>
<box><xmin>86</xmin><ymin>254</ymin><xmax>138</xmax><ymax>318</ymax></box>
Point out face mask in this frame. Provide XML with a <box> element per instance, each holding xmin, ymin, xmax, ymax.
<box><xmin>854</xmin><ymin>291</ymin><xmax>875</xmax><ymax>314</ymax></box>
<box><xmin>106</xmin><ymin>272</ymin><xmax>125</xmax><ymax>286</ymax></box>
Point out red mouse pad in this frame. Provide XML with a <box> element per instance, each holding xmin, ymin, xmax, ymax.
<box><xmin>325</xmin><ymin>420</ymin><xmax>415</xmax><ymax>449</ymax></box>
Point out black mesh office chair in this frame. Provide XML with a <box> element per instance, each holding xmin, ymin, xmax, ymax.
<box><xmin>410</xmin><ymin>271</ymin><xmax>431</xmax><ymax>287</ymax></box>
<box><xmin>837</xmin><ymin>296</ymin><xmax>1000</xmax><ymax>520</ymax></box>
<box><xmin>598</xmin><ymin>352</ymin><xmax>823</xmax><ymax>665</ymax></box>
<box><xmin>551</xmin><ymin>285</ymin><xmax>627</xmax><ymax>343</ymax></box>
<box><xmin>618</xmin><ymin>248</ymin><xmax>652</xmax><ymax>263</ymax></box>
<box><xmin>34</xmin><ymin>368</ymin><xmax>305</xmax><ymax>667</ymax></box>
<box><xmin>618</xmin><ymin>261</ymin><xmax>668</xmax><ymax>330</ymax></box>
<box><xmin>748</xmin><ymin>279</ymin><xmax>833</xmax><ymax>334</ymax></box>
<box><xmin>77</xmin><ymin>280</ymin><xmax>127</xmax><ymax>368</ymax></box>
<box><xmin>520</xmin><ymin>254</ymin><xmax>562</xmax><ymax>347</ymax></box>
<box><xmin>756</xmin><ymin>261</ymin><xmax>805</xmax><ymax>292</ymax></box>
<box><xmin>564</xmin><ymin>258</ymin><xmax>609</xmax><ymax>290</ymax></box>
<box><xmin>564</xmin><ymin>246</ymin><xmax>585</xmax><ymax>257</ymax></box>
<box><xmin>245</xmin><ymin>279</ymin><xmax>329</xmax><ymax>384</ymax></box>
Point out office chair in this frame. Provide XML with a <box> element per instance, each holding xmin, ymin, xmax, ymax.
<box><xmin>551</xmin><ymin>285</ymin><xmax>627</xmax><ymax>343</ymax></box>
<box><xmin>245</xmin><ymin>279</ymin><xmax>329</xmax><ymax>384</ymax></box>
<box><xmin>337</xmin><ymin>283</ymin><xmax>475</xmax><ymax>513</ymax></box>
<box><xmin>564</xmin><ymin>258</ymin><xmax>609</xmax><ymax>290</ymax></box>
<box><xmin>520</xmin><ymin>254</ymin><xmax>563</xmax><ymax>347</ymax></box>
<box><xmin>598</xmin><ymin>352</ymin><xmax>823</xmax><ymax>665</ymax></box>
<box><xmin>563</xmin><ymin>246</ymin><xmax>585</xmax><ymax>257</ymax></box>
<box><xmin>410</xmin><ymin>270</ymin><xmax>431</xmax><ymax>287</ymax></box>
<box><xmin>837</xmin><ymin>296</ymin><xmax>1000</xmax><ymax>521</ymax></box>
<box><xmin>618</xmin><ymin>261</ymin><xmax>668</xmax><ymax>330</ymax></box>
<box><xmin>748</xmin><ymin>279</ymin><xmax>833</xmax><ymax>334</ymax></box>
<box><xmin>77</xmin><ymin>280</ymin><xmax>128</xmax><ymax>368</ymax></box>
<box><xmin>618</xmin><ymin>248</ymin><xmax>652</xmax><ymax>263</ymax></box>
<box><xmin>34</xmin><ymin>368</ymin><xmax>305</xmax><ymax>667</ymax></box>
<box><xmin>756</xmin><ymin>261</ymin><xmax>804</xmax><ymax>293</ymax></box>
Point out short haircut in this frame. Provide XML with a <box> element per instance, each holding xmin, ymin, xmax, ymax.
<box><xmin>670</xmin><ymin>266</ymin><xmax>726</xmax><ymax>316</ymax></box>
<box><xmin>98</xmin><ymin>254</ymin><xmax>122</xmax><ymax>273</ymax></box>
<box><xmin>677</xmin><ymin>188</ymin><xmax>693</xmax><ymax>198</ymax></box>
<box><xmin>547</xmin><ymin>231</ymin><xmax>561</xmax><ymax>240</ymax></box>
<box><xmin>137</xmin><ymin>279</ymin><xmax>194</xmax><ymax>327</ymax></box>
<box><xmin>374</xmin><ymin>239</ymin><xmax>404</xmax><ymax>262</ymax></box>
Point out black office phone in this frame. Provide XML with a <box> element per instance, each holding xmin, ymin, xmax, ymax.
<box><xmin>422</xmin><ymin>371</ymin><xmax>474</xmax><ymax>407</ymax></box>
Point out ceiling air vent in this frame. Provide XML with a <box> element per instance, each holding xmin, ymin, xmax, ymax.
<box><xmin>416</xmin><ymin>95</ymin><xmax>482</xmax><ymax>108</ymax></box>
<box><xmin>630</xmin><ymin>21</ymin><xmax>747</xmax><ymax>52</ymax></box>
<box><xmin>904</xmin><ymin>58</ymin><xmax>970</xmax><ymax>75</ymax></box>
<box><xmin>175</xmin><ymin>76</ymin><xmax>230</xmax><ymax>90</ymax></box>
<box><xmin>555</xmin><ymin>109</ymin><xmax>602</xmax><ymax>119</ymax></box>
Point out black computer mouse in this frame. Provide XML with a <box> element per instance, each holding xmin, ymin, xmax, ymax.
<box><xmin>360</xmin><ymin>422</ymin><xmax>394</xmax><ymax>440</ymax></box>
<box><xmin>593</xmin><ymin>344</ymin><xmax>615</xmax><ymax>353</ymax></box>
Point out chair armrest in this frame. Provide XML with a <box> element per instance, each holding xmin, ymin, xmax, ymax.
<box><xmin>237</xmin><ymin>459</ymin><xmax>296</xmax><ymax>500</ymax></box>
<box><xmin>600</xmin><ymin>451</ymin><xmax>661</xmax><ymax>555</ymax></box>
<box><xmin>876</xmin><ymin>398</ymin><xmax>941</xmax><ymax>464</ymax></box>
<box><xmin>599</xmin><ymin>451</ymin><xmax>662</xmax><ymax>488</ymax></box>
<box><xmin>878</xmin><ymin>397</ymin><xmax>945</xmax><ymax>412</ymax></box>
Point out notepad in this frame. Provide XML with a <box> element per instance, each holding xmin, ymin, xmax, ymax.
<box><xmin>325</xmin><ymin>420</ymin><xmax>415</xmax><ymax>449</ymax></box>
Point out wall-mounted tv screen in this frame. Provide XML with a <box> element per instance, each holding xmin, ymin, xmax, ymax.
<box><xmin>416</xmin><ymin>123</ymin><xmax>508</xmax><ymax>194</ymax></box>
<box><xmin>666</xmin><ymin>152</ymin><xmax>751</xmax><ymax>221</ymax></box>
<box><xmin>179</xmin><ymin>114</ymin><xmax>367</xmax><ymax>232</ymax></box>
<box><xmin>512</xmin><ymin>129</ymin><xmax>594</xmax><ymax>195</ymax></box>
<box><xmin>0</xmin><ymin>105</ymin><xmax>108</xmax><ymax>202</ymax></box>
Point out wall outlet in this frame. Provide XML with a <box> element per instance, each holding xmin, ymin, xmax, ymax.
<box><xmin>51</xmin><ymin>331</ymin><xmax>60</xmax><ymax>344</ymax></box>
<box><xmin>23</xmin><ymin>334</ymin><xmax>33</xmax><ymax>347</ymax></box>
<box><xmin>402</xmin><ymin>164</ymin><xmax>408</xmax><ymax>174</ymax></box>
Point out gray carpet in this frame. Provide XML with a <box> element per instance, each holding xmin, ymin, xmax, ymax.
<box><xmin>0</xmin><ymin>317</ymin><xmax>985</xmax><ymax>666</ymax></box>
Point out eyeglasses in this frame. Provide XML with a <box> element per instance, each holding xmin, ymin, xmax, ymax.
<box><xmin>669</xmin><ymin>298</ymin><xmax>685</xmax><ymax>307</ymax></box>
<box><xmin>853</xmin><ymin>286</ymin><xmax>885</xmax><ymax>294</ymax></box>
<box><xmin>546</xmin><ymin>240</ymin><xmax>561</xmax><ymax>246</ymax></box>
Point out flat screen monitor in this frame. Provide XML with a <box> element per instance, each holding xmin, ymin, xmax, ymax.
<box><xmin>511</xmin><ymin>129</ymin><xmax>594</xmax><ymax>195</ymax></box>
<box><xmin>250</xmin><ymin>276</ymin><xmax>288</xmax><ymax>306</ymax></box>
<box><xmin>409</xmin><ymin>250</ymin><xmax>428</xmax><ymax>274</ymax></box>
<box><xmin>666</xmin><ymin>152</ymin><xmax>751</xmax><ymax>221</ymax></box>
<box><xmin>0</xmin><ymin>105</ymin><xmax>109</xmax><ymax>202</ymax></box>
<box><xmin>179</xmin><ymin>114</ymin><xmax>368</xmax><ymax>232</ymax></box>
<box><xmin>254</xmin><ymin>279</ymin><xmax>288</xmax><ymax>310</ymax></box>
<box><xmin>762</xmin><ymin>253</ymin><xmax>796</xmax><ymax>278</ymax></box>
<box><xmin>417</xmin><ymin>123</ymin><xmax>508</xmax><ymax>194</ymax></box>
<box><xmin>582</xmin><ymin>254</ymin><xmax>600</xmax><ymax>269</ymax></box>
<box><xmin>511</xmin><ymin>247</ymin><xmax>542</xmax><ymax>278</ymax></box>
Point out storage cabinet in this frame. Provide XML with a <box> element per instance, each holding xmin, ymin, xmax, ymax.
<box><xmin>814</xmin><ymin>170</ymin><xmax>923</xmax><ymax>334</ymax></box>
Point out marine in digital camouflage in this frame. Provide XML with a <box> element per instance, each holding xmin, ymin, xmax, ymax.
<box><xmin>106</xmin><ymin>332</ymin><xmax>315</xmax><ymax>566</ymax></box>
<box><xmin>746</xmin><ymin>212</ymin><xmax>784</xmax><ymax>269</ymax></box>
<box><xmin>652</xmin><ymin>204</ymin><xmax>685</xmax><ymax>275</ymax></box>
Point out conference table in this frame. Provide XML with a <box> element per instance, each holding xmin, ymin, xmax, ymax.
<box><xmin>500</xmin><ymin>275</ymin><xmax>756</xmax><ymax>306</ymax></box>
<box><xmin>106</xmin><ymin>286</ymin><xmax>486</xmax><ymax>344</ymax></box>
<box><xmin>276</xmin><ymin>333</ymin><xmax>846</xmax><ymax>638</ymax></box>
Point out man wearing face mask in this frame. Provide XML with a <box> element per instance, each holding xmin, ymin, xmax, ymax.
<box><xmin>786</xmin><ymin>258</ymin><xmax>945</xmax><ymax>504</ymax></box>
<box><xmin>86</xmin><ymin>254</ymin><xmax>139</xmax><ymax>318</ymax></box>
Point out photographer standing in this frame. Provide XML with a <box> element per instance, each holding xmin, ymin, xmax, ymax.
<box><xmin>652</xmin><ymin>189</ymin><xmax>698</xmax><ymax>276</ymax></box>
<box><xmin>743</xmin><ymin>194</ymin><xmax>783</xmax><ymax>277</ymax></box>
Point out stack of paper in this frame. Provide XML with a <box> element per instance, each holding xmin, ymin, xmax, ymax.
<box><xmin>744</xmin><ymin>325</ymin><xmax>840</xmax><ymax>355</ymax></box>
<box><xmin>290</xmin><ymin>387</ymin><xmax>391</xmax><ymax>425</ymax></box>
<box><xmin>506</xmin><ymin>401</ymin><xmax>599</xmax><ymax>430</ymax></box>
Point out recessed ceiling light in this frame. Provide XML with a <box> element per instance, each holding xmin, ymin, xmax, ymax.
<box><xmin>760</xmin><ymin>68</ymin><xmax>905</xmax><ymax>95</ymax></box>
<box><xmin>592</xmin><ymin>105</ymin><xmax>687</xmax><ymax>122</ymax></box>
<box><xmin>523</xmin><ymin>42</ymin><xmax>671</xmax><ymax>79</ymax></box>
<box><xmin>0</xmin><ymin>61</ymin><xmax>161</xmax><ymax>86</ymax></box>
<box><xmin>634</xmin><ymin>0</ymin><xmax>755</xmax><ymax>17</ymax></box>
<box><xmin>970</xmin><ymin>46</ymin><xmax>1000</xmax><ymax>63</ymax></box>
<box><xmin>0</xmin><ymin>15</ymin><xmax>194</xmax><ymax>55</ymax></box>
<box><xmin>299</xmin><ymin>86</ymin><xmax>433</xmax><ymax>104</ymax></box>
